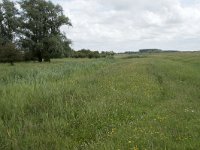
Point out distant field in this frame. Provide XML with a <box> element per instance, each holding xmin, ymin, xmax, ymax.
<box><xmin>0</xmin><ymin>52</ymin><xmax>200</xmax><ymax>150</ymax></box>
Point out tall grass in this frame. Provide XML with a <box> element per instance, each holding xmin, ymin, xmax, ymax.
<box><xmin>0</xmin><ymin>53</ymin><xmax>200</xmax><ymax>149</ymax></box>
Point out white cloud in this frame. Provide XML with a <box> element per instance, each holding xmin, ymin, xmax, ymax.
<box><xmin>54</xmin><ymin>0</ymin><xmax>200</xmax><ymax>51</ymax></box>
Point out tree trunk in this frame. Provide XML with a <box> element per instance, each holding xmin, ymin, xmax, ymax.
<box><xmin>38</xmin><ymin>52</ymin><xmax>43</xmax><ymax>62</ymax></box>
<box><xmin>38</xmin><ymin>57</ymin><xmax>42</xmax><ymax>62</ymax></box>
<box><xmin>10</xmin><ymin>61</ymin><xmax>14</xmax><ymax>66</ymax></box>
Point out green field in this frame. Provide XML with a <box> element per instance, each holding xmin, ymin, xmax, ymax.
<box><xmin>0</xmin><ymin>52</ymin><xmax>200</xmax><ymax>150</ymax></box>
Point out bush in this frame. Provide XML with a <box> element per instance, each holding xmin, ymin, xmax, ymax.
<box><xmin>0</xmin><ymin>43</ymin><xmax>23</xmax><ymax>65</ymax></box>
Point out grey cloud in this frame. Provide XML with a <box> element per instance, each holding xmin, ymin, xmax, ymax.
<box><xmin>54</xmin><ymin>0</ymin><xmax>200</xmax><ymax>51</ymax></box>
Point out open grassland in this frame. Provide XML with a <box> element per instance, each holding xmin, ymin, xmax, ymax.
<box><xmin>0</xmin><ymin>52</ymin><xmax>200</xmax><ymax>150</ymax></box>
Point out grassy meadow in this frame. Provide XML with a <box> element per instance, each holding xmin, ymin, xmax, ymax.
<box><xmin>0</xmin><ymin>52</ymin><xmax>200</xmax><ymax>149</ymax></box>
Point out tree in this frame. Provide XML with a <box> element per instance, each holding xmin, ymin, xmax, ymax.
<box><xmin>0</xmin><ymin>0</ymin><xmax>19</xmax><ymax>45</ymax></box>
<box><xmin>0</xmin><ymin>0</ymin><xmax>21</xmax><ymax>65</ymax></box>
<box><xmin>19</xmin><ymin>0</ymin><xmax>72</xmax><ymax>62</ymax></box>
<box><xmin>43</xmin><ymin>34</ymin><xmax>72</xmax><ymax>60</ymax></box>
<box><xmin>0</xmin><ymin>42</ymin><xmax>22</xmax><ymax>65</ymax></box>
<box><xmin>63</xmin><ymin>39</ymin><xmax>73</xmax><ymax>57</ymax></box>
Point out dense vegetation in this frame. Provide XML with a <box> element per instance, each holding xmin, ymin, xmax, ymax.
<box><xmin>0</xmin><ymin>52</ymin><xmax>200</xmax><ymax>149</ymax></box>
<box><xmin>0</xmin><ymin>0</ymin><xmax>71</xmax><ymax>63</ymax></box>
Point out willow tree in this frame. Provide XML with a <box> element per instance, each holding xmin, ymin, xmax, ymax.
<box><xmin>0</xmin><ymin>0</ymin><xmax>21</xmax><ymax>65</ymax></box>
<box><xmin>0</xmin><ymin>0</ymin><xmax>19</xmax><ymax>44</ymax></box>
<box><xmin>19</xmin><ymin>0</ymin><xmax>72</xmax><ymax>62</ymax></box>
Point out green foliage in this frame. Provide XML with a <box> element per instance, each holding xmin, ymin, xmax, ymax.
<box><xmin>0</xmin><ymin>2</ymin><xmax>22</xmax><ymax>65</ymax></box>
<box><xmin>0</xmin><ymin>43</ymin><xmax>22</xmax><ymax>65</ymax></box>
<box><xmin>63</xmin><ymin>39</ymin><xmax>73</xmax><ymax>57</ymax></box>
<box><xmin>0</xmin><ymin>0</ymin><xmax>72</xmax><ymax>62</ymax></box>
<box><xmin>72</xmin><ymin>49</ymin><xmax>99</xmax><ymax>58</ymax></box>
<box><xmin>139</xmin><ymin>49</ymin><xmax>162</xmax><ymax>53</ymax></box>
<box><xmin>72</xmin><ymin>49</ymin><xmax>115</xmax><ymax>59</ymax></box>
<box><xmin>19</xmin><ymin>0</ymin><xmax>72</xmax><ymax>62</ymax></box>
<box><xmin>101</xmin><ymin>51</ymin><xmax>115</xmax><ymax>58</ymax></box>
<box><xmin>0</xmin><ymin>0</ymin><xmax>19</xmax><ymax>44</ymax></box>
<box><xmin>0</xmin><ymin>52</ymin><xmax>200</xmax><ymax>149</ymax></box>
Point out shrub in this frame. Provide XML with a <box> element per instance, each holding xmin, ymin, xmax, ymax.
<box><xmin>0</xmin><ymin>43</ymin><xmax>23</xmax><ymax>65</ymax></box>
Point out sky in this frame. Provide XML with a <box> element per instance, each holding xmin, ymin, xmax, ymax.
<box><xmin>23</xmin><ymin>0</ymin><xmax>200</xmax><ymax>51</ymax></box>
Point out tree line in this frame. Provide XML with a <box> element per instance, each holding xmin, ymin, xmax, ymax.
<box><xmin>0</xmin><ymin>0</ymin><xmax>114</xmax><ymax>64</ymax></box>
<box><xmin>71</xmin><ymin>49</ymin><xmax>114</xmax><ymax>59</ymax></box>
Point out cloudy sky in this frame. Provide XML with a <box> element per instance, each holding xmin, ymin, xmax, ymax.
<box><xmin>52</xmin><ymin>0</ymin><xmax>200</xmax><ymax>52</ymax></box>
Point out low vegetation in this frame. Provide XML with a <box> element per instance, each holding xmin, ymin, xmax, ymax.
<box><xmin>0</xmin><ymin>52</ymin><xmax>200</xmax><ymax>149</ymax></box>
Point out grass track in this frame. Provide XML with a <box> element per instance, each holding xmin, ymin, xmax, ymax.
<box><xmin>0</xmin><ymin>53</ymin><xmax>200</xmax><ymax>149</ymax></box>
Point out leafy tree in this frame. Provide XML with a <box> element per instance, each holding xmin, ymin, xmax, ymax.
<box><xmin>62</xmin><ymin>38</ymin><xmax>73</xmax><ymax>58</ymax></box>
<box><xmin>19</xmin><ymin>0</ymin><xmax>72</xmax><ymax>62</ymax></box>
<box><xmin>0</xmin><ymin>0</ymin><xmax>19</xmax><ymax>45</ymax></box>
<box><xmin>0</xmin><ymin>0</ymin><xmax>21</xmax><ymax>65</ymax></box>
<box><xmin>43</xmin><ymin>34</ymin><xmax>72</xmax><ymax>59</ymax></box>
<box><xmin>0</xmin><ymin>42</ymin><xmax>22</xmax><ymax>65</ymax></box>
